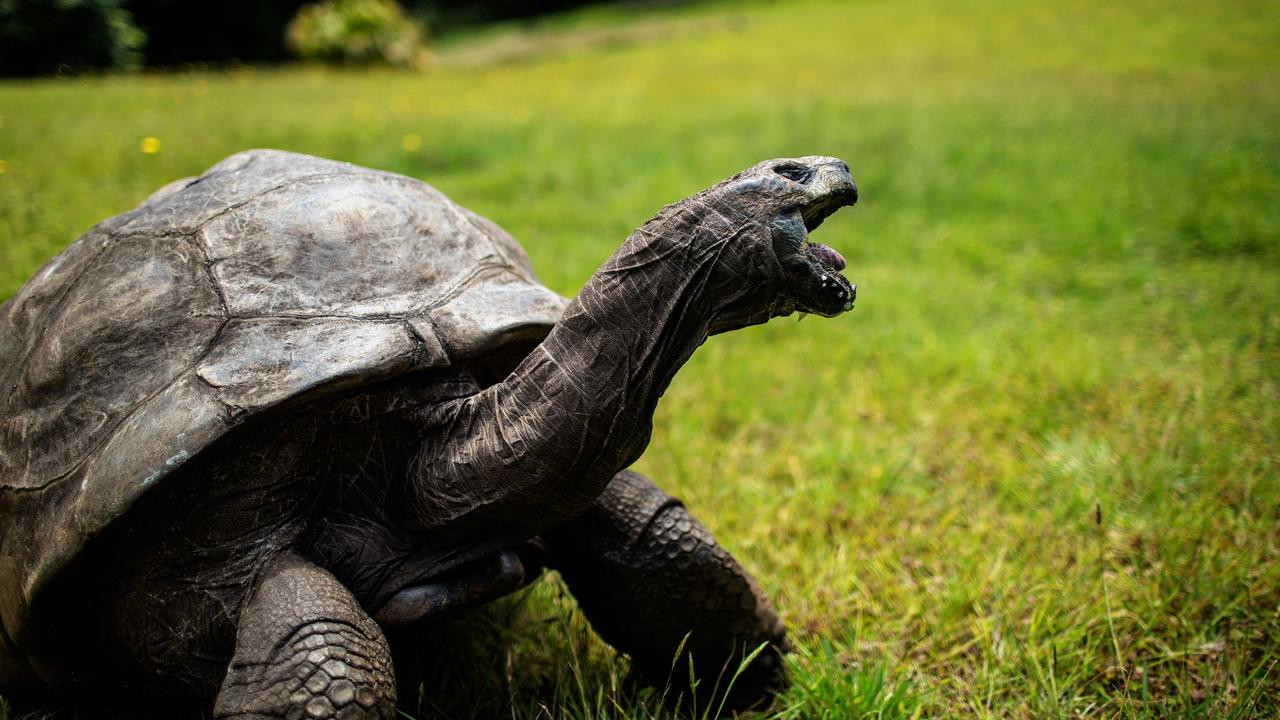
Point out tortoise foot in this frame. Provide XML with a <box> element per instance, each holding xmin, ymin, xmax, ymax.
<box><xmin>214</xmin><ymin>553</ymin><xmax>396</xmax><ymax>720</ymax></box>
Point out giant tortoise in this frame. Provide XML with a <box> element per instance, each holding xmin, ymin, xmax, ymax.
<box><xmin>0</xmin><ymin>149</ymin><xmax>858</xmax><ymax>717</ymax></box>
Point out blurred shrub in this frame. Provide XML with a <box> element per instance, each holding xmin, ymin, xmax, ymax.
<box><xmin>0</xmin><ymin>0</ymin><xmax>145</xmax><ymax>76</ymax></box>
<box><xmin>286</xmin><ymin>0</ymin><xmax>429</xmax><ymax>69</ymax></box>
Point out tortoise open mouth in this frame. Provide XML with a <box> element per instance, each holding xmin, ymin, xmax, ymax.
<box><xmin>797</xmin><ymin>240</ymin><xmax>856</xmax><ymax>316</ymax></box>
<box><xmin>792</xmin><ymin>183</ymin><xmax>857</xmax><ymax>317</ymax></box>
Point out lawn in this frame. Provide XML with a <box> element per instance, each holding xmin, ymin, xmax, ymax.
<box><xmin>1</xmin><ymin>0</ymin><xmax>1277</xmax><ymax>717</ymax></box>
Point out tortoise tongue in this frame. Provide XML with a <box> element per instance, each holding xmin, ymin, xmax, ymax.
<box><xmin>807</xmin><ymin>242</ymin><xmax>846</xmax><ymax>271</ymax></box>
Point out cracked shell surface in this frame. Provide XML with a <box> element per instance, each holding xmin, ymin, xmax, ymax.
<box><xmin>0</xmin><ymin>149</ymin><xmax>567</xmax><ymax>647</ymax></box>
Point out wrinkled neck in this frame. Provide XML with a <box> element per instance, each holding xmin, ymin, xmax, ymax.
<box><xmin>546</xmin><ymin>231</ymin><xmax>716</xmax><ymax>442</ymax></box>
<box><xmin>412</xmin><ymin>208</ymin><xmax>772</xmax><ymax>536</ymax></box>
<box><xmin>512</xmin><ymin>218</ymin><xmax>740</xmax><ymax>482</ymax></box>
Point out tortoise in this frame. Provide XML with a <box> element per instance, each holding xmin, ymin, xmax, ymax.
<box><xmin>0</xmin><ymin>149</ymin><xmax>858</xmax><ymax>718</ymax></box>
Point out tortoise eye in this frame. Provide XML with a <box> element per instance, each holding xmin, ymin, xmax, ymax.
<box><xmin>772</xmin><ymin>162</ymin><xmax>812</xmax><ymax>184</ymax></box>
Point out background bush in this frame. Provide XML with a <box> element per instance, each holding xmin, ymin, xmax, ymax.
<box><xmin>286</xmin><ymin>0</ymin><xmax>429</xmax><ymax>68</ymax></box>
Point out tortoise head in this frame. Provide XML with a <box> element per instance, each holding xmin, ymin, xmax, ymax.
<box><xmin>697</xmin><ymin>156</ymin><xmax>859</xmax><ymax>321</ymax></box>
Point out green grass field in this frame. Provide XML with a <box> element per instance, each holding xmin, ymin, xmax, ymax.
<box><xmin>2</xmin><ymin>0</ymin><xmax>1278</xmax><ymax>717</ymax></box>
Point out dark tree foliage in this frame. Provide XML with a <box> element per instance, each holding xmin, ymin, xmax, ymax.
<box><xmin>128</xmin><ymin>0</ymin><xmax>310</xmax><ymax>66</ymax></box>
<box><xmin>0</xmin><ymin>0</ymin><xmax>144</xmax><ymax>76</ymax></box>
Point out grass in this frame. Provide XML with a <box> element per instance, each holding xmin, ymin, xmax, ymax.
<box><xmin>1</xmin><ymin>0</ymin><xmax>1278</xmax><ymax>716</ymax></box>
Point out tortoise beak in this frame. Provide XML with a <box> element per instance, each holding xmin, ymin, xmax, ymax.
<box><xmin>799</xmin><ymin>160</ymin><xmax>858</xmax><ymax>232</ymax></box>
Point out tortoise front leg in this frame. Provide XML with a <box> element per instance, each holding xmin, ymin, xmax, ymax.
<box><xmin>542</xmin><ymin>470</ymin><xmax>788</xmax><ymax>713</ymax></box>
<box><xmin>214</xmin><ymin>552</ymin><xmax>397</xmax><ymax>720</ymax></box>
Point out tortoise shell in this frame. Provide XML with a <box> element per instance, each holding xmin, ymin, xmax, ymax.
<box><xmin>0</xmin><ymin>149</ymin><xmax>565</xmax><ymax>648</ymax></box>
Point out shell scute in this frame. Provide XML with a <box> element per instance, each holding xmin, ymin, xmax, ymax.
<box><xmin>198</xmin><ymin>173</ymin><xmax>503</xmax><ymax>318</ymax></box>
<box><xmin>196</xmin><ymin>317</ymin><xmax>443</xmax><ymax>413</ymax></box>
<box><xmin>1</xmin><ymin>233</ymin><xmax>223</xmax><ymax>491</ymax></box>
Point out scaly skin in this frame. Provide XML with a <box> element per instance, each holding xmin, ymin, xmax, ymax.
<box><xmin>214</xmin><ymin>553</ymin><xmax>396</xmax><ymax>720</ymax></box>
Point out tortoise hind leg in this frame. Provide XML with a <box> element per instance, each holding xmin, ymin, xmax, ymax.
<box><xmin>542</xmin><ymin>470</ymin><xmax>788</xmax><ymax>714</ymax></box>
<box><xmin>214</xmin><ymin>552</ymin><xmax>396</xmax><ymax>719</ymax></box>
